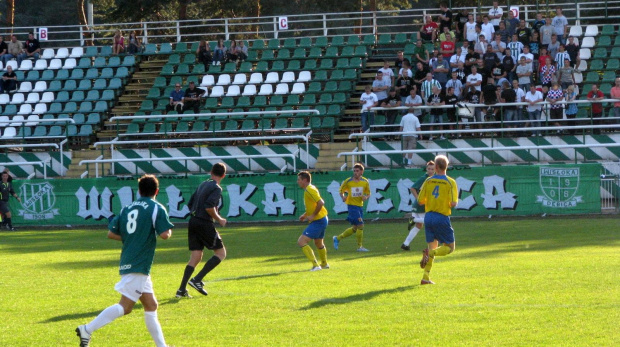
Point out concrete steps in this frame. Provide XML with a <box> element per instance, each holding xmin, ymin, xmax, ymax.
<box><xmin>314</xmin><ymin>142</ymin><xmax>362</xmax><ymax>171</ymax></box>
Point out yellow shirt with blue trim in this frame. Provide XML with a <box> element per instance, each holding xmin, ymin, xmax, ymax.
<box><xmin>418</xmin><ymin>174</ymin><xmax>458</xmax><ymax>216</ymax></box>
<box><xmin>339</xmin><ymin>176</ymin><xmax>371</xmax><ymax>207</ymax></box>
<box><xmin>304</xmin><ymin>184</ymin><xmax>328</xmax><ymax>221</ymax></box>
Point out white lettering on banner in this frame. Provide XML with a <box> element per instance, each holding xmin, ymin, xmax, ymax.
<box><xmin>327</xmin><ymin>180</ymin><xmax>348</xmax><ymax>214</ymax></box>
<box><xmin>227</xmin><ymin>183</ymin><xmax>258</xmax><ymax>217</ymax></box>
<box><xmin>117</xmin><ymin>186</ymin><xmax>135</xmax><ymax>208</ymax></box>
<box><xmin>261</xmin><ymin>182</ymin><xmax>296</xmax><ymax>216</ymax></box>
<box><xmin>75</xmin><ymin>186</ymin><xmax>114</xmax><ymax>220</ymax></box>
<box><xmin>481</xmin><ymin>175</ymin><xmax>518</xmax><ymax>210</ymax></box>
<box><xmin>455</xmin><ymin>177</ymin><xmax>477</xmax><ymax>211</ymax></box>
<box><xmin>367</xmin><ymin>178</ymin><xmax>393</xmax><ymax>213</ymax></box>
<box><xmin>396</xmin><ymin>178</ymin><xmax>415</xmax><ymax>212</ymax></box>
<box><xmin>166</xmin><ymin>185</ymin><xmax>190</xmax><ymax>218</ymax></box>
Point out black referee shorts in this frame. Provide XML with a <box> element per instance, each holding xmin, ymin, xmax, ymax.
<box><xmin>0</xmin><ymin>201</ymin><xmax>10</xmax><ymax>214</ymax></box>
<box><xmin>188</xmin><ymin>217</ymin><xmax>224</xmax><ymax>251</ymax></box>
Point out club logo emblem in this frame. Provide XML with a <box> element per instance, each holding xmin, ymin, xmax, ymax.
<box><xmin>18</xmin><ymin>182</ymin><xmax>59</xmax><ymax>220</ymax></box>
<box><xmin>537</xmin><ymin>168</ymin><xmax>582</xmax><ymax>207</ymax></box>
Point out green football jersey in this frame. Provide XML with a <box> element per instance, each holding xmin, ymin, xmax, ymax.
<box><xmin>411</xmin><ymin>173</ymin><xmax>429</xmax><ymax>213</ymax></box>
<box><xmin>108</xmin><ymin>197</ymin><xmax>174</xmax><ymax>276</ymax></box>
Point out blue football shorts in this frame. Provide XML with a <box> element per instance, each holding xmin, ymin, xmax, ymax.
<box><xmin>346</xmin><ymin>205</ymin><xmax>364</xmax><ymax>226</ymax></box>
<box><xmin>424</xmin><ymin>211</ymin><xmax>455</xmax><ymax>244</ymax></box>
<box><xmin>303</xmin><ymin>216</ymin><xmax>328</xmax><ymax>239</ymax></box>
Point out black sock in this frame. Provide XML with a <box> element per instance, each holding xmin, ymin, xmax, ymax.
<box><xmin>6</xmin><ymin>218</ymin><xmax>12</xmax><ymax>228</ymax></box>
<box><xmin>194</xmin><ymin>256</ymin><xmax>222</xmax><ymax>282</ymax></box>
<box><xmin>179</xmin><ymin>265</ymin><xmax>195</xmax><ymax>291</ymax></box>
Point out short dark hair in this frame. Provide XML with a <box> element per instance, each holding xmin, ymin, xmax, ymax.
<box><xmin>211</xmin><ymin>162</ymin><xmax>226</xmax><ymax>177</ymax></box>
<box><xmin>138</xmin><ymin>174</ymin><xmax>159</xmax><ymax>197</ymax></box>
<box><xmin>298</xmin><ymin>171</ymin><xmax>311</xmax><ymax>182</ymax></box>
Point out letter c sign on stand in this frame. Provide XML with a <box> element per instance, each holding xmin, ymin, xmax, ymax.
<box><xmin>278</xmin><ymin>17</ymin><xmax>288</xmax><ymax>30</ymax></box>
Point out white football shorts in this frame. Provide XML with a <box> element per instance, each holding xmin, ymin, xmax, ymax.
<box><xmin>114</xmin><ymin>273</ymin><xmax>154</xmax><ymax>302</ymax></box>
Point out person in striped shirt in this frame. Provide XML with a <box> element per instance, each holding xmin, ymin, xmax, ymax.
<box><xmin>507</xmin><ymin>34</ymin><xmax>523</xmax><ymax>61</ymax></box>
<box><xmin>554</xmin><ymin>44</ymin><xmax>570</xmax><ymax>69</ymax></box>
<box><xmin>421</xmin><ymin>73</ymin><xmax>442</xmax><ymax>101</ymax></box>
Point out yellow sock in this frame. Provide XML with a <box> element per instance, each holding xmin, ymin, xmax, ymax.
<box><xmin>355</xmin><ymin>226</ymin><xmax>364</xmax><ymax>247</ymax></box>
<box><xmin>430</xmin><ymin>244</ymin><xmax>452</xmax><ymax>257</ymax></box>
<box><xmin>422</xmin><ymin>256</ymin><xmax>435</xmax><ymax>281</ymax></box>
<box><xmin>301</xmin><ymin>245</ymin><xmax>318</xmax><ymax>267</ymax></box>
<box><xmin>338</xmin><ymin>227</ymin><xmax>355</xmax><ymax>240</ymax></box>
<box><xmin>317</xmin><ymin>246</ymin><xmax>327</xmax><ymax>266</ymax></box>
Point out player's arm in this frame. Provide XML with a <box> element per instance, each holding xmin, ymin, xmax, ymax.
<box><xmin>362</xmin><ymin>181</ymin><xmax>371</xmax><ymax>201</ymax></box>
<box><xmin>107</xmin><ymin>231</ymin><xmax>122</xmax><ymax>241</ymax></box>
<box><xmin>450</xmin><ymin>178</ymin><xmax>459</xmax><ymax>207</ymax></box>
<box><xmin>206</xmin><ymin>207</ymin><xmax>227</xmax><ymax>227</ymax></box>
<box><xmin>410</xmin><ymin>187</ymin><xmax>420</xmax><ymax>199</ymax></box>
<box><xmin>306</xmin><ymin>199</ymin><xmax>325</xmax><ymax>221</ymax></box>
<box><xmin>107</xmin><ymin>214</ymin><xmax>123</xmax><ymax>241</ymax></box>
<box><xmin>159</xmin><ymin>230</ymin><xmax>172</xmax><ymax>240</ymax></box>
<box><xmin>417</xmin><ymin>182</ymin><xmax>428</xmax><ymax>205</ymax></box>
<box><xmin>339</xmin><ymin>181</ymin><xmax>348</xmax><ymax>202</ymax></box>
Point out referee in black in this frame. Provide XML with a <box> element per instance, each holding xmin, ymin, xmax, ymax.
<box><xmin>176</xmin><ymin>163</ymin><xmax>228</xmax><ymax>298</ymax></box>
<box><xmin>0</xmin><ymin>171</ymin><xmax>20</xmax><ymax>231</ymax></box>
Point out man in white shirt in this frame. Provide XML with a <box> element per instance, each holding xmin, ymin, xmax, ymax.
<box><xmin>517</xmin><ymin>45</ymin><xmax>534</xmax><ymax>71</ymax></box>
<box><xmin>360</xmin><ymin>85</ymin><xmax>378</xmax><ymax>132</ymax></box>
<box><xmin>449</xmin><ymin>47</ymin><xmax>466</xmax><ymax>65</ymax></box>
<box><xmin>465</xmin><ymin>66</ymin><xmax>483</xmax><ymax>91</ymax></box>
<box><xmin>489</xmin><ymin>1</ymin><xmax>503</xmax><ymax>29</ymax></box>
<box><xmin>464</xmin><ymin>14</ymin><xmax>478</xmax><ymax>44</ymax></box>
<box><xmin>524</xmin><ymin>84</ymin><xmax>544</xmax><ymax>135</ymax></box>
<box><xmin>481</xmin><ymin>16</ymin><xmax>495</xmax><ymax>45</ymax></box>
<box><xmin>378</xmin><ymin>60</ymin><xmax>395</xmax><ymax>86</ymax></box>
<box><xmin>445</xmin><ymin>71</ymin><xmax>464</xmax><ymax>99</ymax></box>
<box><xmin>399</xmin><ymin>109</ymin><xmax>422</xmax><ymax>166</ymax></box>
<box><xmin>491</xmin><ymin>34</ymin><xmax>506</xmax><ymax>60</ymax></box>
<box><xmin>552</xmin><ymin>7</ymin><xmax>568</xmax><ymax>44</ymax></box>
<box><xmin>372</xmin><ymin>71</ymin><xmax>390</xmax><ymax>103</ymax></box>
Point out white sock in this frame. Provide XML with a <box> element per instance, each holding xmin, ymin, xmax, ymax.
<box><xmin>403</xmin><ymin>227</ymin><xmax>420</xmax><ymax>246</ymax></box>
<box><xmin>144</xmin><ymin>311</ymin><xmax>167</xmax><ymax>347</ymax></box>
<box><xmin>85</xmin><ymin>303</ymin><xmax>124</xmax><ymax>334</ymax></box>
<box><xmin>413</xmin><ymin>217</ymin><xmax>425</xmax><ymax>224</ymax></box>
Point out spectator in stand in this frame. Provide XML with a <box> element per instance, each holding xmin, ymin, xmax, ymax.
<box><xmin>518</xmin><ymin>45</ymin><xmax>535</xmax><ymax>72</ymax></box>
<box><xmin>196</xmin><ymin>40</ymin><xmax>212</xmax><ymax>71</ymax></box>
<box><xmin>166</xmin><ymin>83</ymin><xmax>185</xmax><ymax>113</ymax></box>
<box><xmin>438</xmin><ymin>2</ymin><xmax>453</xmax><ymax>33</ymax></box>
<box><xmin>463</xmin><ymin>84</ymin><xmax>483</xmax><ymax>128</ymax></box>
<box><xmin>420</xmin><ymin>15</ymin><xmax>438</xmax><ymax>42</ymax></box>
<box><xmin>372</xmin><ymin>71</ymin><xmax>390</xmax><ymax>104</ymax></box>
<box><xmin>540</xmin><ymin>57</ymin><xmax>557</xmax><ymax>88</ymax></box>
<box><xmin>236</xmin><ymin>40</ymin><xmax>248</xmax><ymax>62</ymax></box>
<box><xmin>399</xmin><ymin>108</ymin><xmax>422</xmax><ymax>166</ymax></box>
<box><xmin>404</xmin><ymin>86</ymin><xmax>424</xmax><ymax>128</ymax></box>
<box><xmin>481</xmin><ymin>16</ymin><xmax>495</xmax><ymax>45</ymax></box>
<box><xmin>127</xmin><ymin>31</ymin><xmax>141</xmax><ymax>55</ymax></box>
<box><xmin>516</xmin><ymin>19</ymin><xmax>531</xmax><ymax>45</ymax></box>
<box><xmin>395</xmin><ymin>69</ymin><xmax>413</xmax><ymax>106</ymax></box>
<box><xmin>452</xmin><ymin>61</ymin><xmax>467</xmax><ymax>84</ymax></box>
<box><xmin>496</xmin><ymin>21</ymin><xmax>510</xmax><ymax>43</ymax></box>
<box><xmin>378</xmin><ymin>60</ymin><xmax>395</xmax><ymax>86</ymax></box>
<box><xmin>547</xmin><ymin>34</ymin><xmax>560</xmax><ymax>62</ymax></box>
<box><xmin>489</xmin><ymin>1</ymin><xmax>504</xmax><ymax>30</ymax></box>
<box><xmin>439</xmin><ymin>33</ymin><xmax>455</xmax><ymax>58</ymax></box>
<box><xmin>3</xmin><ymin>35</ymin><xmax>21</xmax><ymax>65</ymax></box>
<box><xmin>17</xmin><ymin>32</ymin><xmax>41</xmax><ymax>65</ymax></box>
<box><xmin>432</xmin><ymin>54</ymin><xmax>451</xmax><ymax>90</ymax></box>
<box><xmin>552</xmin><ymin>7</ymin><xmax>569</xmax><ymax>44</ymax></box>
<box><xmin>529</xmin><ymin>31</ymin><xmax>540</xmax><ymax>60</ymax></box>
<box><xmin>111</xmin><ymin>30</ymin><xmax>124</xmax><ymax>55</ymax></box>
<box><xmin>587</xmin><ymin>84</ymin><xmax>605</xmax><ymax>134</ymax></box>
<box><xmin>525</xmin><ymin>84</ymin><xmax>544</xmax><ymax>136</ymax></box>
<box><xmin>464</xmin><ymin>14</ymin><xmax>478</xmax><ymax>45</ymax></box>
<box><xmin>1</xmin><ymin>65</ymin><xmax>17</xmax><ymax>93</ymax></box>
<box><xmin>213</xmin><ymin>38</ymin><xmax>226</xmax><ymax>66</ymax></box>
<box><xmin>412</xmin><ymin>39</ymin><xmax>429</xmax><ymax>67</ymax></box>
<box><xmin>450</xmin><ymin>47</ymin><xmax>465</xmax><ymax>66</ymax></box>
<box><xmin>502</xmin><ymin>49</ymin><xmax>517</xmax><ymax>82</ymax></box>
<box><xmin>226</xmin><ymin>40</ymin><xmax>238</xmax><ymax>63</ymax></box>
<box><xmin>516</xmin><ymin>56</ymin><xmax>532</xmax><ymax>91</ymax></box>
<box><xmin>507</xmin><ymin>34</ymin><xmax>524</xmax><ymax>62</ymax></box>
<box><xmin>446</xmin><ymin>71</ymin><xmax>464</xmax><ymax>99</ymax></box>
<box><xmin>438</xmin><ymin>26</ymin><xmax>456</xmax><ymax>43</ymax></box>
<box><xmin>465</xmin><ymin>65</ymin><xmax>483</xmax><ymax>92</ymax></box>
<box><xmin>427</xmin><ymin>86</ymin><xmax>445</xmax><ymax>140</ymax></box>
<box><xmin>564</xmin><ymin>85</ymin><xmax>579</xmax><ymax>135</ymax></box>
<box><xmin>428</xmin><ymin>49</ymin><xmax>439</xmax><ymax>68</ymax></box>
<box><xmin>0</xmin><ymin>36</ymin><xmax>7</xmax><ymax>63</ymax></box>
<box><xmin>504</xmin><ymin>10</ymin><xmax>519</xmax><ymax>38</ymax></box>
<box><xmin>512</xmin><ymin>79</ymin><xmax>526</xmax><ymax>123</ymax></box>
<box><xmin>444</xmin><ymin>87</ymin><xmax>460</xmax><ymax>137</ymax></box>
<box><xmin>611</xmin><ymin>78</ymin><xmax>620</xmax><ymax>118</ymax></box>
<box><xmin>491</xmin><ymin>33</ymin><xmax>506</xmax><ymax>59</ymax></box>
<box><xmin>413</xmin><ymin>61</ymin><xmax>429</xmax><ymax>92</ymax></box>
<box><xmin>538</xmin><ymin>46</ymin><xmax>551</xmax><ymax>74</ymax></box>
<box><xmin>474</xmin><ymin>34</ymin><xmax>488</xmax><ymax>55</ymax></box>
<box><xmin>421</xmin><ymin>72</ymin><xmax>442</xmax><ymax>101</ymax></box>
<box><xmin>540</xmin><ymin>18</ymin><xmax>554</xmax><ymax>46</ymax></box>
<box><xmin>491</xmin><ymin>59</ymin><xmax>508</xmax><ymax>88</ymax></box>
<box><xmin>382</xmin><ymin>88</ymin><xmax>402</xmax><ymax>133</ymax></box>
<box><xmin>482</xmin><ymin>44</ymin><xmax>500</xmax><ymax>78</ymax></box>
<box><xmin>481</xmin><ymin>77</ymin><xmax>499</xmax><ymax>120</ymax></box>
<box><xmin>546</xmin><ymin>82</ymin><xmax>564</xmax><ymax>133</ymax></box>
<box><xmin>183</xmin><ymin>81</ymin><xmax>202</xmax><ymax>114</ymax></box>
<box><xmin>360</xmin><ymin>86</ymin><xmax>378</xmax><ymax>132</ymax></box>
<box><xmin>555</xmin><ymin>44</ymin><xmax>570</xmax><ymax>69</ymax></box>
<box><xmin>395</xmin><ymin>51</ymin><xmax>410</xmax><ymax>71</ymax></box>
<box><xmin>532</xmin><ymin>13</ymin><xmax>546</xmax><ymax>33</ymax></box>
<box><xmin>473</xmin><ymin>24</ymin><xmax>483</xmax><ymax>45</ymax></box>
<box><xmin>500</xmin><ymin>81</ymin><xmax>518</xmax><ymax>130</ymax></box>
<box><xmin>565</xmin><ymin>36</ymin><xmax>580</xmax><ymax>68</ymax></box>
<box><xmin>454</xmin><ymin>8</ymin><xmax>470</xmax><ymax>41</ymax></box>
<box><xmin>398</xmin><ymin>60</ymin><xmax>413</xmax><ymax>79</ymax></box>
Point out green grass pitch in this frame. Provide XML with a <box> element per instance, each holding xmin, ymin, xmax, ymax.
<box><xmin>0</xmin><ymin>216</ymin><xmax>618</xmax><ymax>346</ymax></box>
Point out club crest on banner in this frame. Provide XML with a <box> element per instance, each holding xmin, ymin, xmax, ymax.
<box><xmin>537</xmin><ymin>168</ymin><xmax>582</xmax><ymax>207</ymax></box>
<box><xmin>19</xmin><ymin>182</ymin><xmax>59</xmax><ymax>220</ymax></box>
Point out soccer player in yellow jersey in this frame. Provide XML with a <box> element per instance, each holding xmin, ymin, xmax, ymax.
<box><xmin>333</xmin><ymin>163</ymin><xmax>371</xmax><ymax>252</ymax></box>
<box><xmin>417</xmin><ymin>155</ymin><xmax>458</xmax><ymax>285</ymax></box>
<box><xmin>296</xmin><ymin>171</ymin><xmax>329</xmax><ymax>271</ymax></box>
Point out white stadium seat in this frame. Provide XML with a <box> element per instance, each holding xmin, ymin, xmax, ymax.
<box><xmin>232</xmin><ymin>73</ymin><xmax>247</xmax><ymax>85</ymax></box>
<box><xmin>291</xmin><ymin>82</ymin><xmax>306</xmax><ymax>94</ymax></box>
<box><xmin>576</xmin><ymin>59</ymin><xmax>587</xmax><ymax>72</ymax></box>
<box><xmin>17</xmin><ymin>104</ymin><xmax>32</xmax><ymax>115</ymax></box>
<box><xmin>200</xmin><ymin>75</ymin><xmax>215</xmax><ymax>87</ymax></box>
<box><xmin>274</xmin><ymin>83</ymin><xmax>289</xmax><ymax>95</ymax></box>
<box><xmin>33</xmin><ymin>81</ymin><xmax>47</xmax><ymax>92</ymax></box>
<box><xmin>573</xmin><ymin>72</ymin><xmax>583</xmax><ymax>84</ymax></box>
<box><xmin>241</xmin><ymin>84</ymin><xmax>257</xmax><ymax>96</ymax></box>
<box><xmin>62</xmin><ymin>58</ymin><xmax>77</xmax><ymax>69</ymax></box>
<box><xmin>581</xmin><ymin>37</ymin><xmax>595</xmax><ymax>49</ymax></box>
<box><xmin>48</xmin><ymin>59</ymin><xmax>62</xmax><ymax>69</ymax></box>
<box><xmin>55</xmin><ymin>48</ymin><xmax>69</xmax><ymax>59</ymax></box>
<box><xmin>5</xmin><ymin>60</ymin><xmax>18</xmax><ymax>71</ymax></box>
<box><xmin>248</xmin><ymin>73</ymin><xmax>263</xmax><ymax>84</ymax></box>
<box><xmin>210</xmin><ymin>86</ymin><xmax>225</xmax><ymax>98</ymax></box>
<box><xmin>41</xmin><ymin>48</ymin><xmax>55</xmax><ymax>60</ymax></box>
<box><xmin>281</xmin><ymin>71</ymin><xmax>296</xmax><ymax>83</ymax></box>
<box><xmin>18</xmin><ymin>60</ymin><xmax>33</xmax><ymax>71</ymax></box>
<box><xmin>579</xmin><ymin>48</ymin><xmax>591</xmax><ymax>60</ymax></box>
<box><xmin>33</xmin><ymin>59</ymin><xmax>47</xmax><ymax>71</ymax></box>
<box><xmin>265</xmin><ymin>72</ymin><xmax>279</xmax><ymax>84</ymax></box>
<box><xmin>69</xmin><ymin>47</ymin><xmax>84</xmax><ymax>58</ymax></box>
<box><xmin>216</xmin><ymin>74</ymin><xmax>231</xmax><ymax>86</ymax></box>
<box><xmin>297</xmin><ymin>70</ymin><xmax>311</xmax><ymax>82</ymax></box>
<box><xmin>568</xmin><ymin>26</ymin><xmax>583</xmax><ymax>38</ymax></box>
<box><xmin>0</xmin><ymin>94</ymin><xmax>9</xmax><ymax>105</ymax></box>
<box><xmin>584</xmin><ymin>25</ymin><xmax>599</xmax><ymax>37</ymax></box>
<box><xmin>18</xmin><ymin>82</ymin><xmax>33</xmax><ymax>93</ymax></box>
<box><xmin>1</xmin><ymin>126</ymin><xmax>15</xmax><ymax>138</ymax></box>
<box><xmin>226</xmin><ymin>85</ymin><xmax>240</xmax><ymax>97</ymax></box>
<box><xmin>0</xmin><ymin>116</ymin><xmax>9</xmax><ymax>126</ymax></box>
<box><xmin>9</xmin><ymin>93</ymin><xmax>25</xmax><ymax>104</ymax></box>
<box><xmin>9</xmin><ymin>115</ymin><xmax>24</xmax><ymax>126</ymax></box>
<box><xmin>25</xmin><ymin>115</ymin><xmax>40</xmax><ymax>126</ymax></box>
<box><xmin>25</xmin><ymin>92</ymin><xmax>40</xmax><ymax>104</ymax></box>
<box><xmin>258</xmin><ymin>84</ymin><xmax>273</xmax><ymax>96</ymax></box>
<box><xmin>33</xmin><ymin>103</ymin><xmax>47</xmax><ymax>115</ymax></box>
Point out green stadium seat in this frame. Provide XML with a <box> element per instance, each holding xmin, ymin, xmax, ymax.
<box><xmin>192</xmin><ymin>120</ymin><xmax>206</xmax><ymax>132</ymax></box>
<box><xmin>270</xmin><ymin>95</ymin><xmax>283</xmax><ymax>107</ymax></box>
<box><xmin>347</xmin><ymin>35</ymin><xmax>360</xmax><ymax>46</ymax></box>
<box><xmin>139</xmin><ymin>100</ymin><xmax>154</xmax><ymax>112</ymax></box>
<box><xmin>63</xmin><ymin>102</ymin><xmax>77</xmax><ymax>113</ymax></box>
<box><xmin>339</xmin><ymin>81</ymin><xmax>352</xmax><ymax>91</ymax></box>
<box><xmin>251</xmin><ymin>39</ymin><xmax>265</xmax><ymax>50</ymax></box>
<box><xmin>354</xmin><ymin>46</ymin><xmax>368</xmax><ymax>57</ymax></box>
<box><xmin>108</xmin><ymin>56</ymin><xmax>121</xmax><ymax>67</ymax></box>
<box><xmin>253</xmin><ymin>96</ymin><xmax>267</xmax><ymax>107</ymax></box>
<box><xmin>142</xmin><ymin>43</ymin><xmax>157</xmax><ymax>55</ymax></box>
<box><xmin>77</xmin><ymin>57</ymin><xmax>91</xmax><ymax>69</ymax></box>
<box><xmin>122</xmin><ymin>55</ymin><xmax>136</xmax><ymax>67</ymax></box>
<box><xmin>25</xmin><ymin>70</ymin><xmax>40</xmax><ymax>82</ymax></box>
<box><xmin>2</xmin><ymin>104</ymin><xmax>17</xmax><ymax>116</ymax></box>
<box><xmin>76</xmin><ymin>80</ymin><xmax>91</xmax><ymax>91</ymax></box>
<box><xmin>168</xmin><ymin>54</ymin><xmax>181</xmax><ymax>64</ymax></box>
<box><xmin>293</xmin><ymin>48</ymin><xmax>306</xmax><ymax>59</ymax></box>
<box><xmin>273</xmin><ymin>117</ymin><xmax>288</xmax><ymax>129</ymax></box>
<box><xmin>271</xmin><ymin>60</ymin><xmax>285</xmax><ymax>71</ymax></box>
<box><xmin>593</xmin><ymin>48</ymin><xmax>607</xmax><ymax>59</ymax></box>
<box><xmin>331</xmin><ymin>36</ymin><xmax>345</xmax><ymax>46</ymax></box>
<box><xmin>153</xmin><ymin>77</ymin><xmax>167</xmax><ymax>88</ymax></box>
<box><xmin>191</xmin><ymin>64</ymin><xmax>205</xmax><ymax>75</ymax></box>
<box><xmin>378</xmin><ymin>34</ymin><xmax>392</xmax><ymax>45</ymax></box>
<box><xmin>224</xmin><ymin>120</ymin><xmax>238</xmax><ymax>131</ymax></box>
<box><xmin>287</xmin><ymin>60</ymin><xmax>301</xmax><ymax>71</ymax></box>
<box><xmin>160</xmin><ymin>64</ymin><xmax>175</xmax><ymax>76</ymax></box>
<box><xmin>333</xmin><ymin>93</ymin><xmax>347</xmax><ymax>104</ymax></box>
<box><xmin>602</xmin><ymin>71</ymin><xmax>616</xmax><ymax>83</ymax></box>
<box><xmin>611</xmin><ymin>47</ymin><xmax>620</xmax><ymax>58</ymax></box>
<box><xmin>238</xmin><ymin>61</ymin><xmax>253</xmax><ymax>73</ymax></box>
<box><xmin>585</xmin><ymin>71</ymin><xmax>599</xmax><ymax>83</ymax></box>
<box><xmin>93</xmin><ymin>101</ymin><xmax>108</xmax><ymax>113</ymax></box>
<box><xmin>598</xmin><ymin>36</ymin><xmax>612</xmax><ymax>47</ymax></box>
<box><xmin>299</xmin><ymin>37</ymin><xmax>312</xmax><ymax>48</ymax></box>
<box><xmin>175</xmin><ymin>42</ymin><xmax>189</xmax><ymax>54</ymax></box>
<box><xmin>255</xmin><ymin>61</ymin><xmax>269</xmax><ymax>72</ymax></box>
<box><xmin>93</xmin><ymin>57</ymin><xmax>106</xmax><ymax>68</ymax></box>
<box><xmin>46</xmin><ymin>103</ymin><xmax>62</xmax><ymax>114</ymax></box>
<box><xmin>62</xmin><ymin>80</ymin><xmax>77</xmax><ymax>91</ymax></box>
<box><xmin>245</xmin><ymin>50</ymin><xmax>259</xmax><ymax>62</ymax></box>
<box><xmin>313</xmin><ymin>70</ymin><xmax>328</xmax><ymax>81</ymax></box>
<box><xmin>318</xmin><ymin>59</ymin><xmax>333</xmax><ymax>70</ymax></box>
<box><xmin>176</xmin><ymin>64</ymin><xmax>190</xmax><ymax>75</ymax></box>
<box><xmin>606</xmin><ymin>59</ymin><xmax>619</xmax><ymax>70</ymax></box>
<box><xmin>349</xmin><ymin>57</ymin><xmax>363</xmax><ymax>68</ymax></box>
<box><xmin>394</xmin><ymin>33</ymin><xmax>409</xmax><ymax>45</ymax></box>
<box><xmin>32</xmin><ymin>125</ymin><xmax>47</xmax><ymax>137</ymax></box>
<box><xmin>55</xmin><ymin>91</ymin><xmax>70</xmax><ymax>103</ymax></box>
<box><xmin>600</xmin><ymin>84</ymin><xmax>611</xmax><ymax>94</ymax></box>
<box><xmin>101</xmin><ymin>90</ymin><xmax>115</xmax><ymax>102</ymax></box>
<box><xmin>291</xmin><ymin>118</ymin><xmax>306</xmax><ymax>128</ymax></box>
<box><xmin>83</xmin><ymin>46</ymin><xmax>98</xmax><ymax>58</ymax></box>
<box><xmin>362</xmin><ymin>34</ymin><xmax>376</xmax><ymax>46</ymax></box>
<box><xmin>324</xmin><ymin>46</ymin><xmax>339</xmax><ymax>58</ymax></box>
<box><xmin>222</xmin><ymin>62</ymin><xmax>237</xmax><ymax>73</ymax></box>
<box><xmin>301</xmin><ymin>94</ymin><xmax>316</xmax><ymax>106</ymax></box>
<box><xmin>303</xmin><ymin>59</ymin><xmax>317</xmax><ymax>70</ymax></box>
<box><xmin>79</xmin><ymin>102</ymin><xmax>93</xmax><ymax>113</ymax></box>
<box><xmin>142</xmin><ymin>123</ymin><xmax>156</xmax><ymax>134</ymax></box>
<box><xmin>313</xmin><ymin>37</ymin><xmax>328</xmax><ymax>48</ymax></box>
<box><xmin>615</xmin><ymin>36</ymin><xmax>620</xmax><ymax>46</ymax></box>
<box><xmin>99</xmin><ymin>46</ymin><xmax>112</xmax><ymax>57</ymax></box>
<box><xmin>186</xmin><ymin>75</ymin><xmax>199</xmax><ymax>85</ymax></box>
<box><xmin>41</xmin><ymin>70</ymin><xmax>55</xmax><ymax>81</ymax></box>
<box><xmin>306</xmin><ymin>82</ymin><xmax>322</xmax><ymax>94</ymax></box>
<box><xmin>182</xmin><ymin>53</ymin><xmax>196</xmax><ymax>65</ymax></box>
<box><xmin>69</xmin><ymin>68</ymin><xmax>84</xmax><ymax>80</ymax></box>
<box><xmin>93</xmin><ymin>79</ymin><xmax>107</xmax><ymax>90</ymax></box>
<box><xmin>221</xmin><ymin>97</ymin><xmax>234</xmax><ymax>108</ymax></box>
<box><xmin>236</xmin><ymin>96</ymin><xmax>251</xmax><ymax>108</ymax></box>
<box><xmin>307</xmin><ymin>47</ymin><xmax>322</xmax><ymax>59</ymax></box>
<box><xmin>85</xmin><ymin>68</ymin><xmax>99</xmax><ymax>79</ymax></box>
<box><xmin>283</xmin><ymin>38</ymin><xmax>297</xmax><ymax>49</ymax></box>
<box><xmin>86</xmin><ymin>113</ymin><xmax>101</xmax><ymax>126</ymax></box>
<box><xmin>324</xmin><ymin>81</ymin><xmax>338</xmax><ymax>92</ymax></box>
<box><xmin>344</xmin><ymin>69</ymin><xmax>358</xmax><ymax>80</ymax></box>
<box><xmin>85</xmin><ymin>90</ymin><xmax>101</xmax><ymax>102</ymax></box>
<box><xmin>116</xmin><ymin>67</ymin><xmax>129</xmax><ymax>79</ymax></box>
<box><xmin>158</xmin><ymin>43</ymin><xmax>173</xmax><ymax>55</ymax></box>
<box><xmin>72</xmin><ymin>113</ymin><xmax>86</xmax><ymax>125</ymax></box>
<box><xmin>277</xmin><ymin>48</ymin><xmax>291</xmax><ymax>60</ymax></box>
<box><xmin>267</xmin><ymin>38</ymin><xmax>280</xmax><ymax>50</ymax></box>
<box><xmin>47</xmin><ymin>80</ymin><xmax>62</xmax><ymax>92</ymax></box>
<box><xmin>589</xmin><ymin>59</ymin><xmax>604</xmax><ymax>71</ymax></box>
<box><xmin>341</xmin><ymin>46</ymin><xmax>354</xmax><ymax>58</ymax></box>
<box><xmin>56</xmin><ymin>69</ymin><xmax>70</xmax><ymax>80</ymax></box>
<box><xmin>285</xmin><ymin>94</ymin><xmax>300</xmax><ymax>106</ymax></box>
<box><xmin>204</xmin><ymin>98</ymin><xmax>219</xmax><ymax>109</ymax></box>
<box><xmin>601</xmin><ymin>24</ymin><xmax>615</xmax><ymax>36</ymax></box>
<box><xmin>261</xmin><ymin>50</ymin><xmax>275</xmax><ymax>60</ymax></box>
<box><xmin>335</xmin><ymin>58</ymin><xmax>350</xmax><ymax>69</ymax></box>
<box><xmin>16</xmin><ymin>126</ymin><xmax>32</xmax><ymax>138</ymax></box>
<box><xmin>70</xmin><ymin>91</ymin><xmax>85</xmax><ymax>102</ymax></box>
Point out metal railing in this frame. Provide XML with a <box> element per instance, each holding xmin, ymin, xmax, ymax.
<box><xmin>0</xmin><ymin>159</ymin><xmax>50</xmax><ymax>179</ymax></box>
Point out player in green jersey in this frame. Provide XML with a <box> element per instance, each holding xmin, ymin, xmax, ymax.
<box><xmin>402</xmin><ymin>161</ymin><xmax>435</xmax><ymax>251</ymax></box>
<box><xmin>76</xmin><ymin>174</ymin><xmax>173</xmax><ymax>347</ymax></box>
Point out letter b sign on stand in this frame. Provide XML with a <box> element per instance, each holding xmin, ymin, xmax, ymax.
<box><xmin>278</xmin><ymin>17</ymin><xmax>288</xmax><ymax>30</ymax></box>
<box><xmin>39</xmin><ymin>28</ymin><xmax>48</xmax><ymax>41</ymax></box>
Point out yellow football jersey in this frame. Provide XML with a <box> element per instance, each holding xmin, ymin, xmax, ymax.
<box><xmin>418</xmin><ymin>174</ymin><xmax>458</xmax><ymax>216</ymax></box>
<box><xmin>304</xmin><ymin>184</ymin><xmax>328</xmax><ymax>221</ymax></box>
<box><xmin>339</xmin><ymin>177</ymin><xmax>371</xmax><ymax>207</ymax></box>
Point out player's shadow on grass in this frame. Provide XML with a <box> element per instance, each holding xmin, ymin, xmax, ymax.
<box><xmin>210</xmin><ymin>269</ymin><xmax>307</xmax><ymax>283</ymax></box>
<box><xmin>299</xmin><ymin>285</ymin><xmax>414</xmax><ymax>310</ymax></box>
<box><xmin>41</xmin><ymin>310</ymin><xmax>105</xmax><ymax>323</ymax></box>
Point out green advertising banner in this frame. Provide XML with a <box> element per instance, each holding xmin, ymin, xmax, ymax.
<box><xmin>8</xmin><ymin>163</ymin><xmax>601</xmax><ymax>227</ymax></box>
